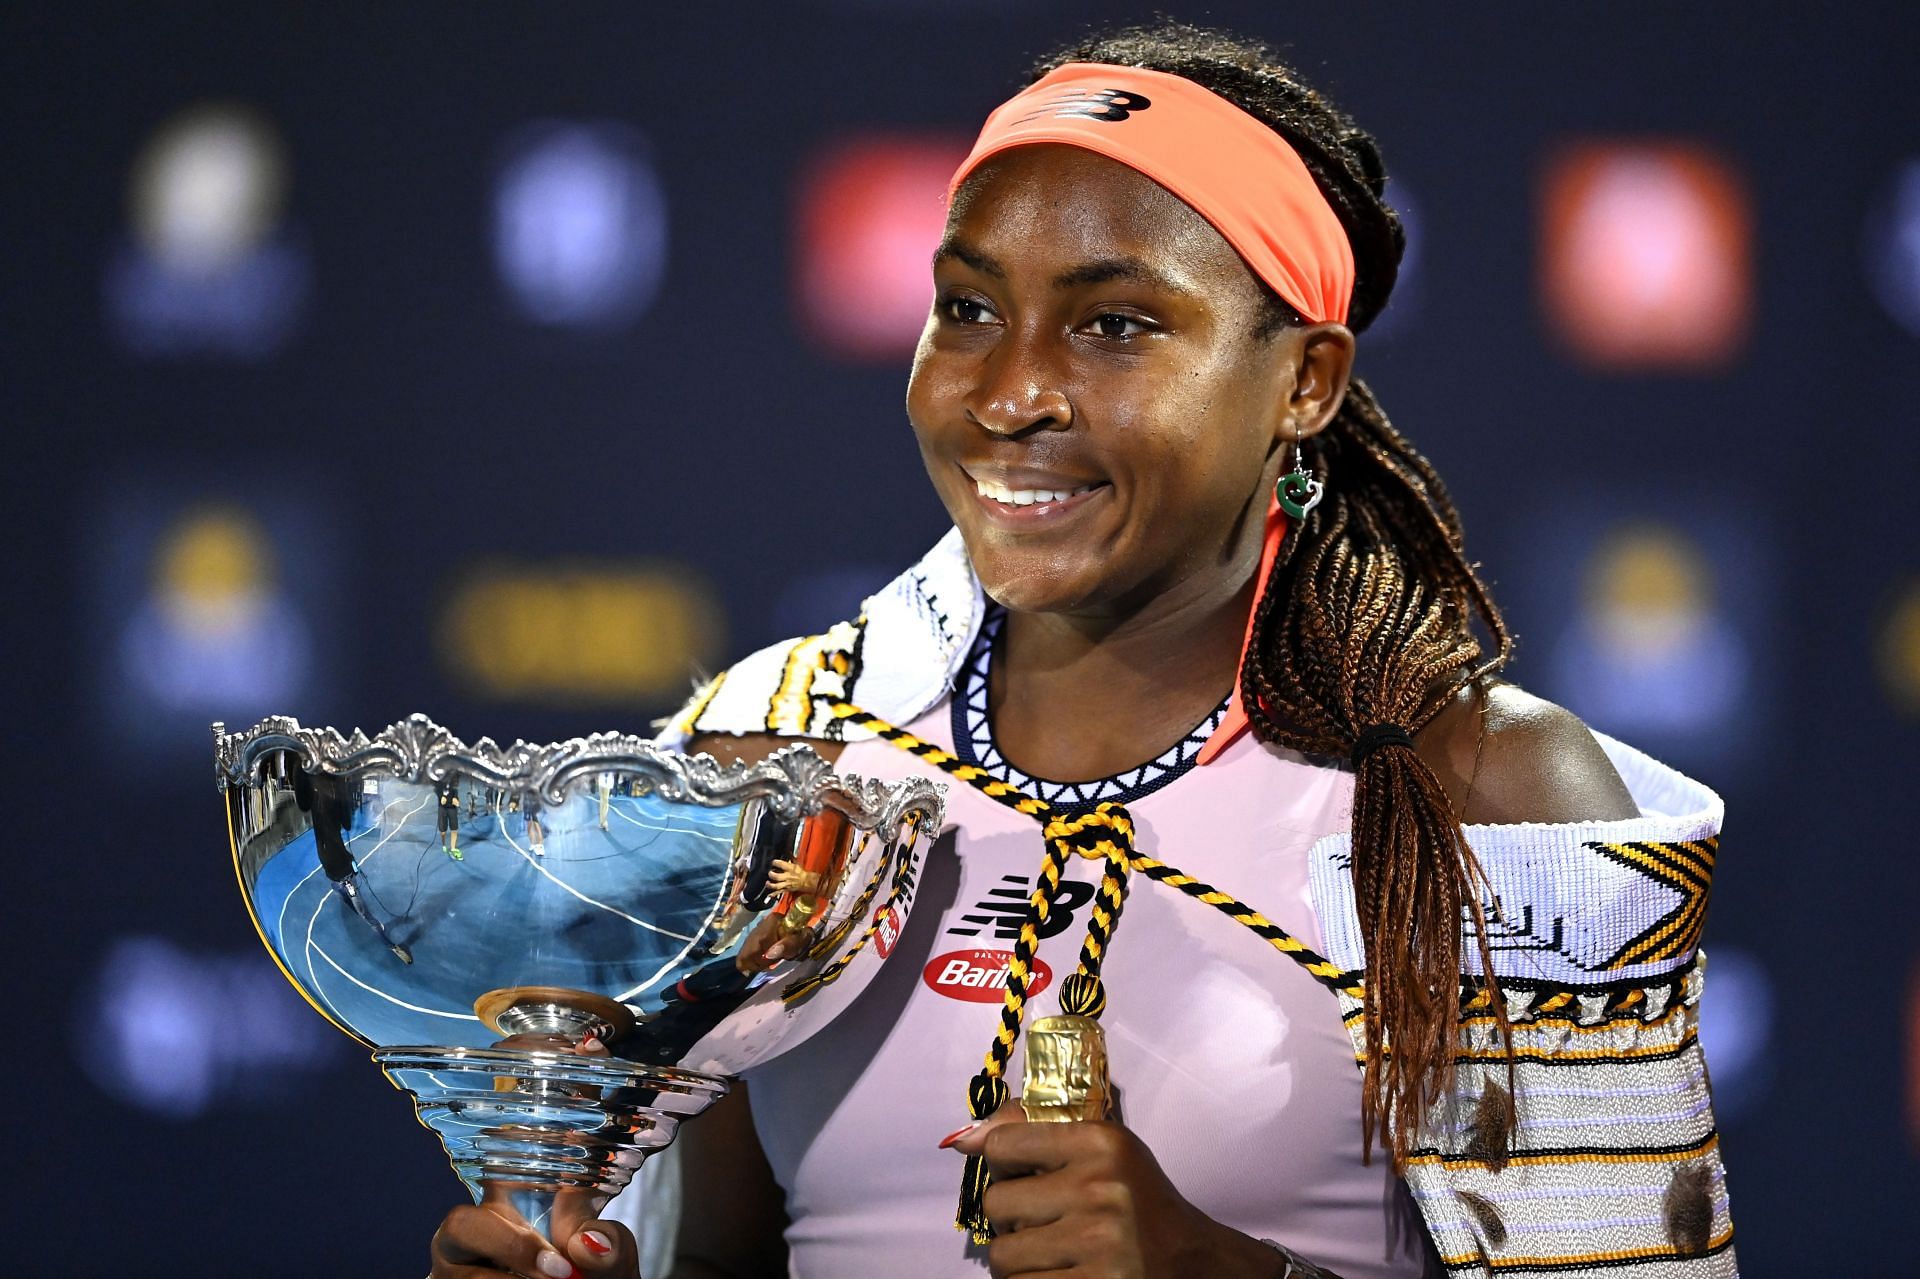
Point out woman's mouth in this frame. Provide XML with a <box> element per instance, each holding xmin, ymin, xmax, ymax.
<box><xmin>964</xmin><ymin>469</ymin><xmax>1110</xmax><ymax>526</ymax></box>
<box><xmin>972</xmin><ymin>478</ymin><xmax>1100</xmax><ymax>506</ymax></box>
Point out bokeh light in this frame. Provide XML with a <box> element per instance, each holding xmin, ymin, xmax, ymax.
<box><xmin>1694</xmin><ymin>947</ymin><xmax>1775</xmax><ymax>1118</ymax></box>
<box><xmin>794</xmin><ymin>135</ymin><xmax>968</xmax><ymax>359</ymax></box>
<box><xmin>1550</xmin><ymin>520</ymin><xmax>1749</xmax><ymax>739</ymax></box>
<box><xmin>493</xmin><ymin>122</ymin><xmax>669</xmax><ymax>328</ymax></box>
<box><xmin>118</xmin><ymin>504</ymin><xmax>313</xmax><ymax>716</ymax></box>
<box><xmin>1359</xmin><ymin>179</ymin><xmax>1421</xmax><ymax>342</ymax></box>
<box><xmin>1540</xmin><ymin>141</ymin><xmax>1751</xmax><ymax>369</ymax></box>
<box><xmin>1863</xmin><ymin>158</ymin><xmax>1920</xmax><ymax>339</ymax></box>
<box><xmin>105</xmin><ymin>102</ymin><xmax>308</xmax><ymax>357</ymax></box>
<box><xmin>1877</xmin><ymin>579</ymin><xmax>1920</xmax><ymax>713</ymax></box>
<box><xmin>438</xmin><ymin>562</ymin><xmax>722</xmax><ymax>703</ymax></box>
<box><xmin>81</xmin><ymin>935</ymin><xmax>340</xmax><ymax>1119</ymax></box>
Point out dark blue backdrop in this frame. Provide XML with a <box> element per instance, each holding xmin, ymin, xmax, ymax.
<box><xmin>6</xmin><ymin>4</ymin><xmax>1916</xmax><ymax>1275</ymax></box>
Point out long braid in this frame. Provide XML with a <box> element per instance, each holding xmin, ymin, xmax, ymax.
<box><xmin>1030</xmin><ymin>23</ymin><xmax>1516</xmax><ymax>1169</ymax></box>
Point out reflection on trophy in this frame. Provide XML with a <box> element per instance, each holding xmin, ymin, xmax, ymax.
<box><xmin>215</xmin><ymin>713</ymin><xmax>942</xmax><ymax>1243</ymax></box>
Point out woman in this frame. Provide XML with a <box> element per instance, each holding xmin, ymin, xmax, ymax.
<box><xmin>433</xmin><ymin>22</ymin><xmax>1732</xmax><ymax>1279</ymax></box>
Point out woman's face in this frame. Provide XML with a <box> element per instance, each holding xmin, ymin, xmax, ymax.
<box><xmin>906</xmin><ymin>143</ymin><xmax>1349</xmax><ymax>617</ymax></box>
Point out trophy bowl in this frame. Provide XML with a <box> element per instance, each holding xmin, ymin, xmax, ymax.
<box><xmin>215</xmin><ymin>713</ymin><xmax>942</xmax><ymax>1242</ymax></box>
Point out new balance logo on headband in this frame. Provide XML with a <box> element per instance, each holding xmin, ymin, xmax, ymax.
<box><xmin>1014</xmin><ymin>88</ymin><xmax>1153</xmax><ymax>125</ymax></box>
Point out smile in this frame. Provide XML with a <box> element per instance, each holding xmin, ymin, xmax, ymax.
<box><xmin>961</xmin><ymin>466</ymin><xmax>1111</xmax><ymax>528</ymax></box>
<box><xmin>972</xmin><ymin>478</ymin><xmax>1100</xmax><ymax>506</ymax></box>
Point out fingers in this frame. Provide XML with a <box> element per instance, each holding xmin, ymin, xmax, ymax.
<box><xmin>978</xmin><ymin>1117</ymin><xmax>1102</xmax><ymax>1178</ymax></box>
<box><xmin>432</xmin><ymin>1204</ymin><xmax>580</xmax><ymax>1278</ymax></box>
<box><xmin>984</xmin><ymin>1219</ymin><xmax>1086</xmax><ymax>1278</ymax></box>
<box><xmin>981</xmin><ymin>1167</ymin><xmax>1072</xmax><ymax>1235</ymax></box>
<box><xmin>561</xmin><ymin>1220</ymin><xmax>640</xmax><ymax>1277</ymax></box>
<box><xmin>943</xmin><ymin>1094</ymin><xmax>1028</xmax><ymax>1156</ymax></box>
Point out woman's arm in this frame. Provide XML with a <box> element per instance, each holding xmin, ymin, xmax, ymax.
<box><xmin>667</xmin><ymin>732</ymin><xmax>838</xmax><ymax>1277</ymax></box>
<box><xmin>668</xmin><ymin>1083</ymin><xmax>789</xmax><ymax>1279</ymax></box>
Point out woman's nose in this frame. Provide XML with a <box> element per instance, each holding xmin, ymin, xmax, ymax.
<box><xmin>966</xmin><ymin>335</ymin><xmax>1073</xmax><ymax>437</ymax></box>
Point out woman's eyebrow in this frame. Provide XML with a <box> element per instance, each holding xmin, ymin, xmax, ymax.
<box><xmin>932</xmin><ymin>239</ymin><xmax>1003</xmax><ymax>278</ymax></box>
<box><xmin>1049</xmin><ymin>255</ymin><xmax>1192</xmax><ymax>297</ymax></box>
<box><xmin>934</xmin><ymin>240</ymin><xmax>1194</xmax><ymax>298</ymax></box>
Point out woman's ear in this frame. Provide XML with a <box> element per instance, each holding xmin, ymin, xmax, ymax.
<box><xmin>1286</xmin><ymin>322</ymin><xmax>1356</xmax><ymax>442</ymax></box>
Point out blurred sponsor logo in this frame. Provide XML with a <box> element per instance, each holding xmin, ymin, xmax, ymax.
<box><xmin>494</xmin><ymin>121</ymin><xmax>668</xmax><ymax>328</ymax></box>
<box><xmin>1540</xmin><ymin>141</ymin><xmax>1750</xmax><ymax>369</ymax></box>
<box><xmin>1551</xmin><ymin>521</ymin><xmax>1749</xmax><ymax>740</ymax></box>
<box><xmin>1879</xmin><ymin>580</ymin><xmax>1920</xmax><ymax>713</ymax></box>
<box><xmin>439</xmin><ymin>562</ymin><xmax>722</xmax><ymax>703</ymax></box>
<box><xmin>105</xmin><ymin>103</ymin><xmax>307</xmax><ymax>357</ymax></box>
<box><xmin>98</xmin><ymin>496</ymin><xmax>331</xmax><ymax>744</ymax></box>
<box><xmin>81</xmin><ymin>935</ymin><xmax>342</xmax><ymax>1118</ymax></box>
<box><xmin>795</xmin><ymin>135</ymin><xmax>969</xmax><ymax>359</ymax></box>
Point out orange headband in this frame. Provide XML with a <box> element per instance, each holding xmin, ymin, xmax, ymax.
<box><xmin>950</xmin><ymin>62</ymin><xmax>1354</xmax><ymax>325</ymax></box>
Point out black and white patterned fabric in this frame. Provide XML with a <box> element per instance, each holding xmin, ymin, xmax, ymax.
<box><xmin>950</xmin><ymin>607</ymin><xmax>1229</xmax><ymax>810</ymax></box>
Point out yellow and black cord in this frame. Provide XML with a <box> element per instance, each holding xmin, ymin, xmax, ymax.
<box><xmin>830</xmin><ymin>701</ymin><xmax>1360</xmax><ymax>1240</ymax></box>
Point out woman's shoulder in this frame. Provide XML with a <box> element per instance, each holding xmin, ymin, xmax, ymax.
<box><xmin>1414</xmin><ymin>679</ymin><xmax>1640</xmax><ymax>826</ymax></box>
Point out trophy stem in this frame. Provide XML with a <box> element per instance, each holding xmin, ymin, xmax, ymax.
<box><xmin>375</xmin><ymin>1045</ymin><xmax>729</xmax><ymax>1243</ymax></box>
<box><xmin>474</xmin><ymin>985</ymin><xmax>638</xmax><ymax>1043</ymax></box>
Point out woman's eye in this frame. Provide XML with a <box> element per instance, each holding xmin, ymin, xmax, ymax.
<box><xmin>1089</xmin><ymin>312</ymin><xmax>1151</xmax><ymax>340</ymax></box>
<box><xmin>942</xmin><ymin>296</ymin><xmax>991</xmax><ymax>324</ymax></box>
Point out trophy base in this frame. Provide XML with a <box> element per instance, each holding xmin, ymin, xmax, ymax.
<box><xmin>376</xmin><ymin>1045</ymin><xmax>729</xmax><ymax>1241</ymax></box>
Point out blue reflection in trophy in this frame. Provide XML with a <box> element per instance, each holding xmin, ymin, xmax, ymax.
<box><xmin>216</xmin><ymin>714</ymin><xmax>941</xmax><ymax>1242</ymax></box>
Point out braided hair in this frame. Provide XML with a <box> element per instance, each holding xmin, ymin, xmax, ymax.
<box><xmin>1026</xmin><ymin>22</ymin><xmax>1517</xmax><ymax>1169</ymax></box>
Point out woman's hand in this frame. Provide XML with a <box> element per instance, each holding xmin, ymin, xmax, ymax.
<box><xmin>950</xmin><ymin>1111</ymin><xmax>1295</xmax><ymax>1279</ymax></box>
<box><xmin>430</xmin><ymin>1207</ymin><xmax>638</xmax><ymax>1279</ymax></box>
<box><xmin>428</xmin><ymin>1033</ymin><xmax>642</xmax><ymax>1278</ymax></box>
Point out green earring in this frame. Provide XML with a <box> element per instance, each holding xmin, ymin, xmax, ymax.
<box><xmin>1276</xmin><ymin>443</ymin><xmax>1324</xmax><ymax>519</ymax></box>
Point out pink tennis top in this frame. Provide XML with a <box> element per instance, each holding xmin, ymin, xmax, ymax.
<box><xmin>743</xmin><ymin>649</ymin><xmax>1439</xmax><ymax>1277</ymax></box>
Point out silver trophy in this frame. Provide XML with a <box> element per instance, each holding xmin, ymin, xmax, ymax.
<box><xmin>215</xmin><ymin>713</ymin><xmax>941</xmax><ymax>1242</ymax></box>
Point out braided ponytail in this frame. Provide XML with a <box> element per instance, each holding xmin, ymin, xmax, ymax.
<box><xmin>1032</xmin><ymin>23</ymin><xmax>1516</xmax><ymax>1167</ymax></box>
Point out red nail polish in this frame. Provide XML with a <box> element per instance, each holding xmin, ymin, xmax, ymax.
<box><xmin>937</xmin><ymin>1123</ymin><xmax>978</xmax><ymax>1149</ymax></box>
<box><xmin>579</xmin><ymin>1230</ymin><xmax>612</xmax><ymax>1256</ymax></box>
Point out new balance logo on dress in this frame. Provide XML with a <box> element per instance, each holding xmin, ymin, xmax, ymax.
<box><xmin>946</xmin><ymin>872</ymin><xmax>1094</xmax><ymax>940</ymax></box>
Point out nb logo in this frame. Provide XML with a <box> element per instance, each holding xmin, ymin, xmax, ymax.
<box><xmin>948</xmin><ymin>872</ymin><xmax>1094</xmax><ymax>942</ymax></box>
<box><xmin>1018</xmin><ymin>89</ymin><xmax>1153</xmax><ymax>125</ymax></box>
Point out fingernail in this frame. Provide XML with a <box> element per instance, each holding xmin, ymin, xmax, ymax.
<box><xmin>579</xmin><ymin>1229</ymin><xmax>612</xmax><ymax>1256</ymax></box>
<box><xmin>580</xmin><ymin>1035</ymin><xmax>603</xmax><ymax>1053</ymax></box>
<box><xmin>937</xmin><ymin>1122</ymin><xmax>979</xmax><ymax>1149</ymax></box>
<box><xmin>535</xmin><ymin>1249</ymin><xmax>579</xmax><ymax>1278</ymax></box>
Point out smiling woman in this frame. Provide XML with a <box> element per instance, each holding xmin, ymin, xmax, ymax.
<box><xmin>431</xmin><ymin>20</ymin><xmax>1733</xmax><ymax>1279</ymax></box>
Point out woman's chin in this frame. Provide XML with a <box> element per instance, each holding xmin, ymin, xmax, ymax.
<box><xmin>974</xmin><ymin>558</ymin><xmax>1113</xmax><ymax>616</ymax></box>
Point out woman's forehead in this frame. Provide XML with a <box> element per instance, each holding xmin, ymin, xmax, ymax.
<box><xmin>946</xmin><ymin>144</ymin><xmax>1248</xmax><ymax>284</ymax></box>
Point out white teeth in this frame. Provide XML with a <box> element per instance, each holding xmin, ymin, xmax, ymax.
<box><xmin>973</xmin><ymin>479</ymin><xmax>1096</xmax><ymax>506</ymax></box>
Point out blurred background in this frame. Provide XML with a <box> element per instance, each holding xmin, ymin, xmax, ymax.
<box><xmin>5</xmin><ymin>3</ymin><xmax>1916</xmax><ymax>1275</ymax></box>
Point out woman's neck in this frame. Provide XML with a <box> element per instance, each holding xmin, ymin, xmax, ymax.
<box><xmin>989</xmin><ymin>558</ymin><xmax>1258</xmax><ymax>785</ymax></box>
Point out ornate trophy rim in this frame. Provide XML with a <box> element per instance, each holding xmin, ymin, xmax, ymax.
<box><xmin>212</xmin><ymin>712</ymin><xmax>944</xmax><ymax>829</ymax></box>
